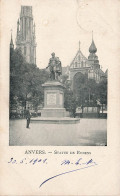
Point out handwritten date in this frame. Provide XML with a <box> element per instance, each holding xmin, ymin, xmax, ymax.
<box><xmin>8</xmin><ymin>158</ymin><xmax>48</xmax><ymax>165</ymax></box>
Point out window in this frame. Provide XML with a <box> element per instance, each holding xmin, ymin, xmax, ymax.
<box><xmin>75</xmin><ymin>62</ymin><xmax>77</xmax><ymax>67</ymax></box>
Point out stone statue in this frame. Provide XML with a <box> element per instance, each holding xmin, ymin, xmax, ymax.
<box><xmin>46</xmin><ymin>53</ymin><xmax>62</xmax><ymax>81</ymax></box>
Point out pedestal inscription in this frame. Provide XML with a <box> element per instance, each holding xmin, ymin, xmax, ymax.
<box><xmin>47</xmin><ymin>93</ymin><xmax>56</xmax><ymax>105</ymax></box>
<box><xmin>41</xmin><ymin>81</ymin><xmax>68</xmax><ymax>117</ymax></box>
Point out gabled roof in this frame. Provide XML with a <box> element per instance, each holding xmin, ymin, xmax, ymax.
<box><xmin>70</xmin><ymin>49</ymin><xmax>88</xmax><ymax>67</ymax></box>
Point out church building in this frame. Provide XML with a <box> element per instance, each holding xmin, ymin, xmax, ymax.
<box><xmin>64</xmin><ymin>34</ymin><xmax>106</xmax><ymax>88</ymax></box>
<box><xmin>16</xmin><ymin>6</ymin><xmax>37</xmax><ymax>64</ymax></box>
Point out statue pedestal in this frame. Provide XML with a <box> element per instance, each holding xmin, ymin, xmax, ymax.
<box><xmin>41</xmin><ymin>80</ymin><xmax>67</xmax><ymax>117</ymax></box>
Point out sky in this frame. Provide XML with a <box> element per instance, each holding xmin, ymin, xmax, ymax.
<box><xmin>2</xmin><ymin>0</ymin><xmax>120</xmax><ymax>72</ymax></box>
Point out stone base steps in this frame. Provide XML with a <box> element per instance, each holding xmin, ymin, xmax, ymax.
<box><xmin>31</xmin><ymin>117</ymin><xmax>80</xmax><ymax>124</ymax></box>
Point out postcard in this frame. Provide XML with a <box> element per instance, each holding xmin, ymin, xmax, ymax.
<box><xmin>0</xmin><ymin>0</ymin><xmax>120</xmax><ymax>195</ymax></box>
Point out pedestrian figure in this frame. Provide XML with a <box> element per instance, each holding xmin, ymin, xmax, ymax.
<box><xmin>26</xmin><ymin>107</ymin><xmax>31</xmax><ymax>128</ymax></box>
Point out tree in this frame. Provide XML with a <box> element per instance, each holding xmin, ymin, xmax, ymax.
<box><xmin>10</xmin><ymin>48</ymin><xmax>26</xmax><ymax>107</ymax></box>
<box><xmin>64</xmin><ymin>88</ymin><xmax>77</xmax><ymax>117</ymax></box>
<box><xmin>73</xmin><ymin>73</ymin><xmax>98</xmax><ymax>106</ymax></box>
<box><xmin>97</xmin><ymin>79</ymin><xmax>107</xmax><ymax>113</ymax></box>
<box><xmin>10</xmin><ymin>48</ymin><xmax>49</xmax><ymax>116</ymax></box>
<box><xmin>61</xmin><ymin>74</ymin><xmax>77</xmax><ymax>116</ymax></box>
<box><xmin>63</xmin><ymin>72</ymin><xmax>107</xmax><ymax>116</ymax></box>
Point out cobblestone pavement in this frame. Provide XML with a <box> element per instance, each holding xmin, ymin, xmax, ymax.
<box><xmin>9</xmin><ymin>118</ymin><xmax>107</xmax><ymax>146</ymax></box>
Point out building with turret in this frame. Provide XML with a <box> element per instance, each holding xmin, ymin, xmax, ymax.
<box><xmin>16</xmin><ymin>6</ymin><xmax>36</xmax><ymax>64</ymax></box>
<box><xmin>88</xmin><ymin>35</ymin><xmax>100</xmax><ymax>69</ymax></box>
<box><xmin>63</xmin><ymin>34</ymin><xmax>107</xmax><ymax>88</ymax></box>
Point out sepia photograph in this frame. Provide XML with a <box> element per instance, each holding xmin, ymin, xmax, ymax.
<box><xmin>1</xmin><ymin>0</ymin><xmax>120</xmax><ymax>195</ymax></box>
<box><xmin>9</xmin><ymin>2</ymin><xmax>107</xmax><ymax>146</ymax></box>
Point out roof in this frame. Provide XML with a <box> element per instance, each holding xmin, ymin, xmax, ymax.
<box><xmin>70</xmin><ymin>49</ymin><xmax>88</xmax><ymax>68</ymax></box>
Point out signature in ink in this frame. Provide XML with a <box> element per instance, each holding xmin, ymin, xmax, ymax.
<box><xmin>39</xmin><ymin>158</ymin><xmax>97</xmax><ymax>188</ymax></box>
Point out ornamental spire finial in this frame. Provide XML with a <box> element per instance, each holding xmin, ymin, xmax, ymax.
<box><xmin>92</xmin><ymin>30</ymin><xmax>93</xmax><ymax>41</ymax></box>
<box><xmin>10</xmin><ymin>29</ymin><xmax>14</xmax><ymax>49</ymax></box>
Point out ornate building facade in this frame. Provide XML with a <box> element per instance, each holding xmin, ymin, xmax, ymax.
<box><xmin>64</xmin><ymin>36</ymin><xmax>106</xmax><ymax>88</ymax></box>
<box><xmin>16</xmin><ymin>6</ymin><xmax>36</xmax><ymax>64</ymax></box>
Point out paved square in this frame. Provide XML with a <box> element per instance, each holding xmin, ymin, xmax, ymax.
<box><xmin>9</xmin><ymin>118</ymin><xmax>107</xmax><ymax>146</ymax></box>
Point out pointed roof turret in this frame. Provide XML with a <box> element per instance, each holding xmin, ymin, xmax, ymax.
<box><xmin>10</xmin><ymin>30</ymin><xmax>14</xmax><ymax>49</ymax></box>
<box><xmin>88</xmin><ymin>32</ymin><xmax>100</xmax><ymax>69</ymax></box>
<box><xmin>89</xmin><ymin>31</ymin><xmax>97</xmax><ymax>53</ymax></box>
<box><xmin>10</xmin><ymin>31</ymin><xmax>13</xmax><ymax>44</ymax></box>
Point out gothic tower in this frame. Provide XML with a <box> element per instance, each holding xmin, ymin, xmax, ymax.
<box><xmin>16</xmin><ymin>6</ymin><xmax>36</xmax><ymax>64</ymax></box>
